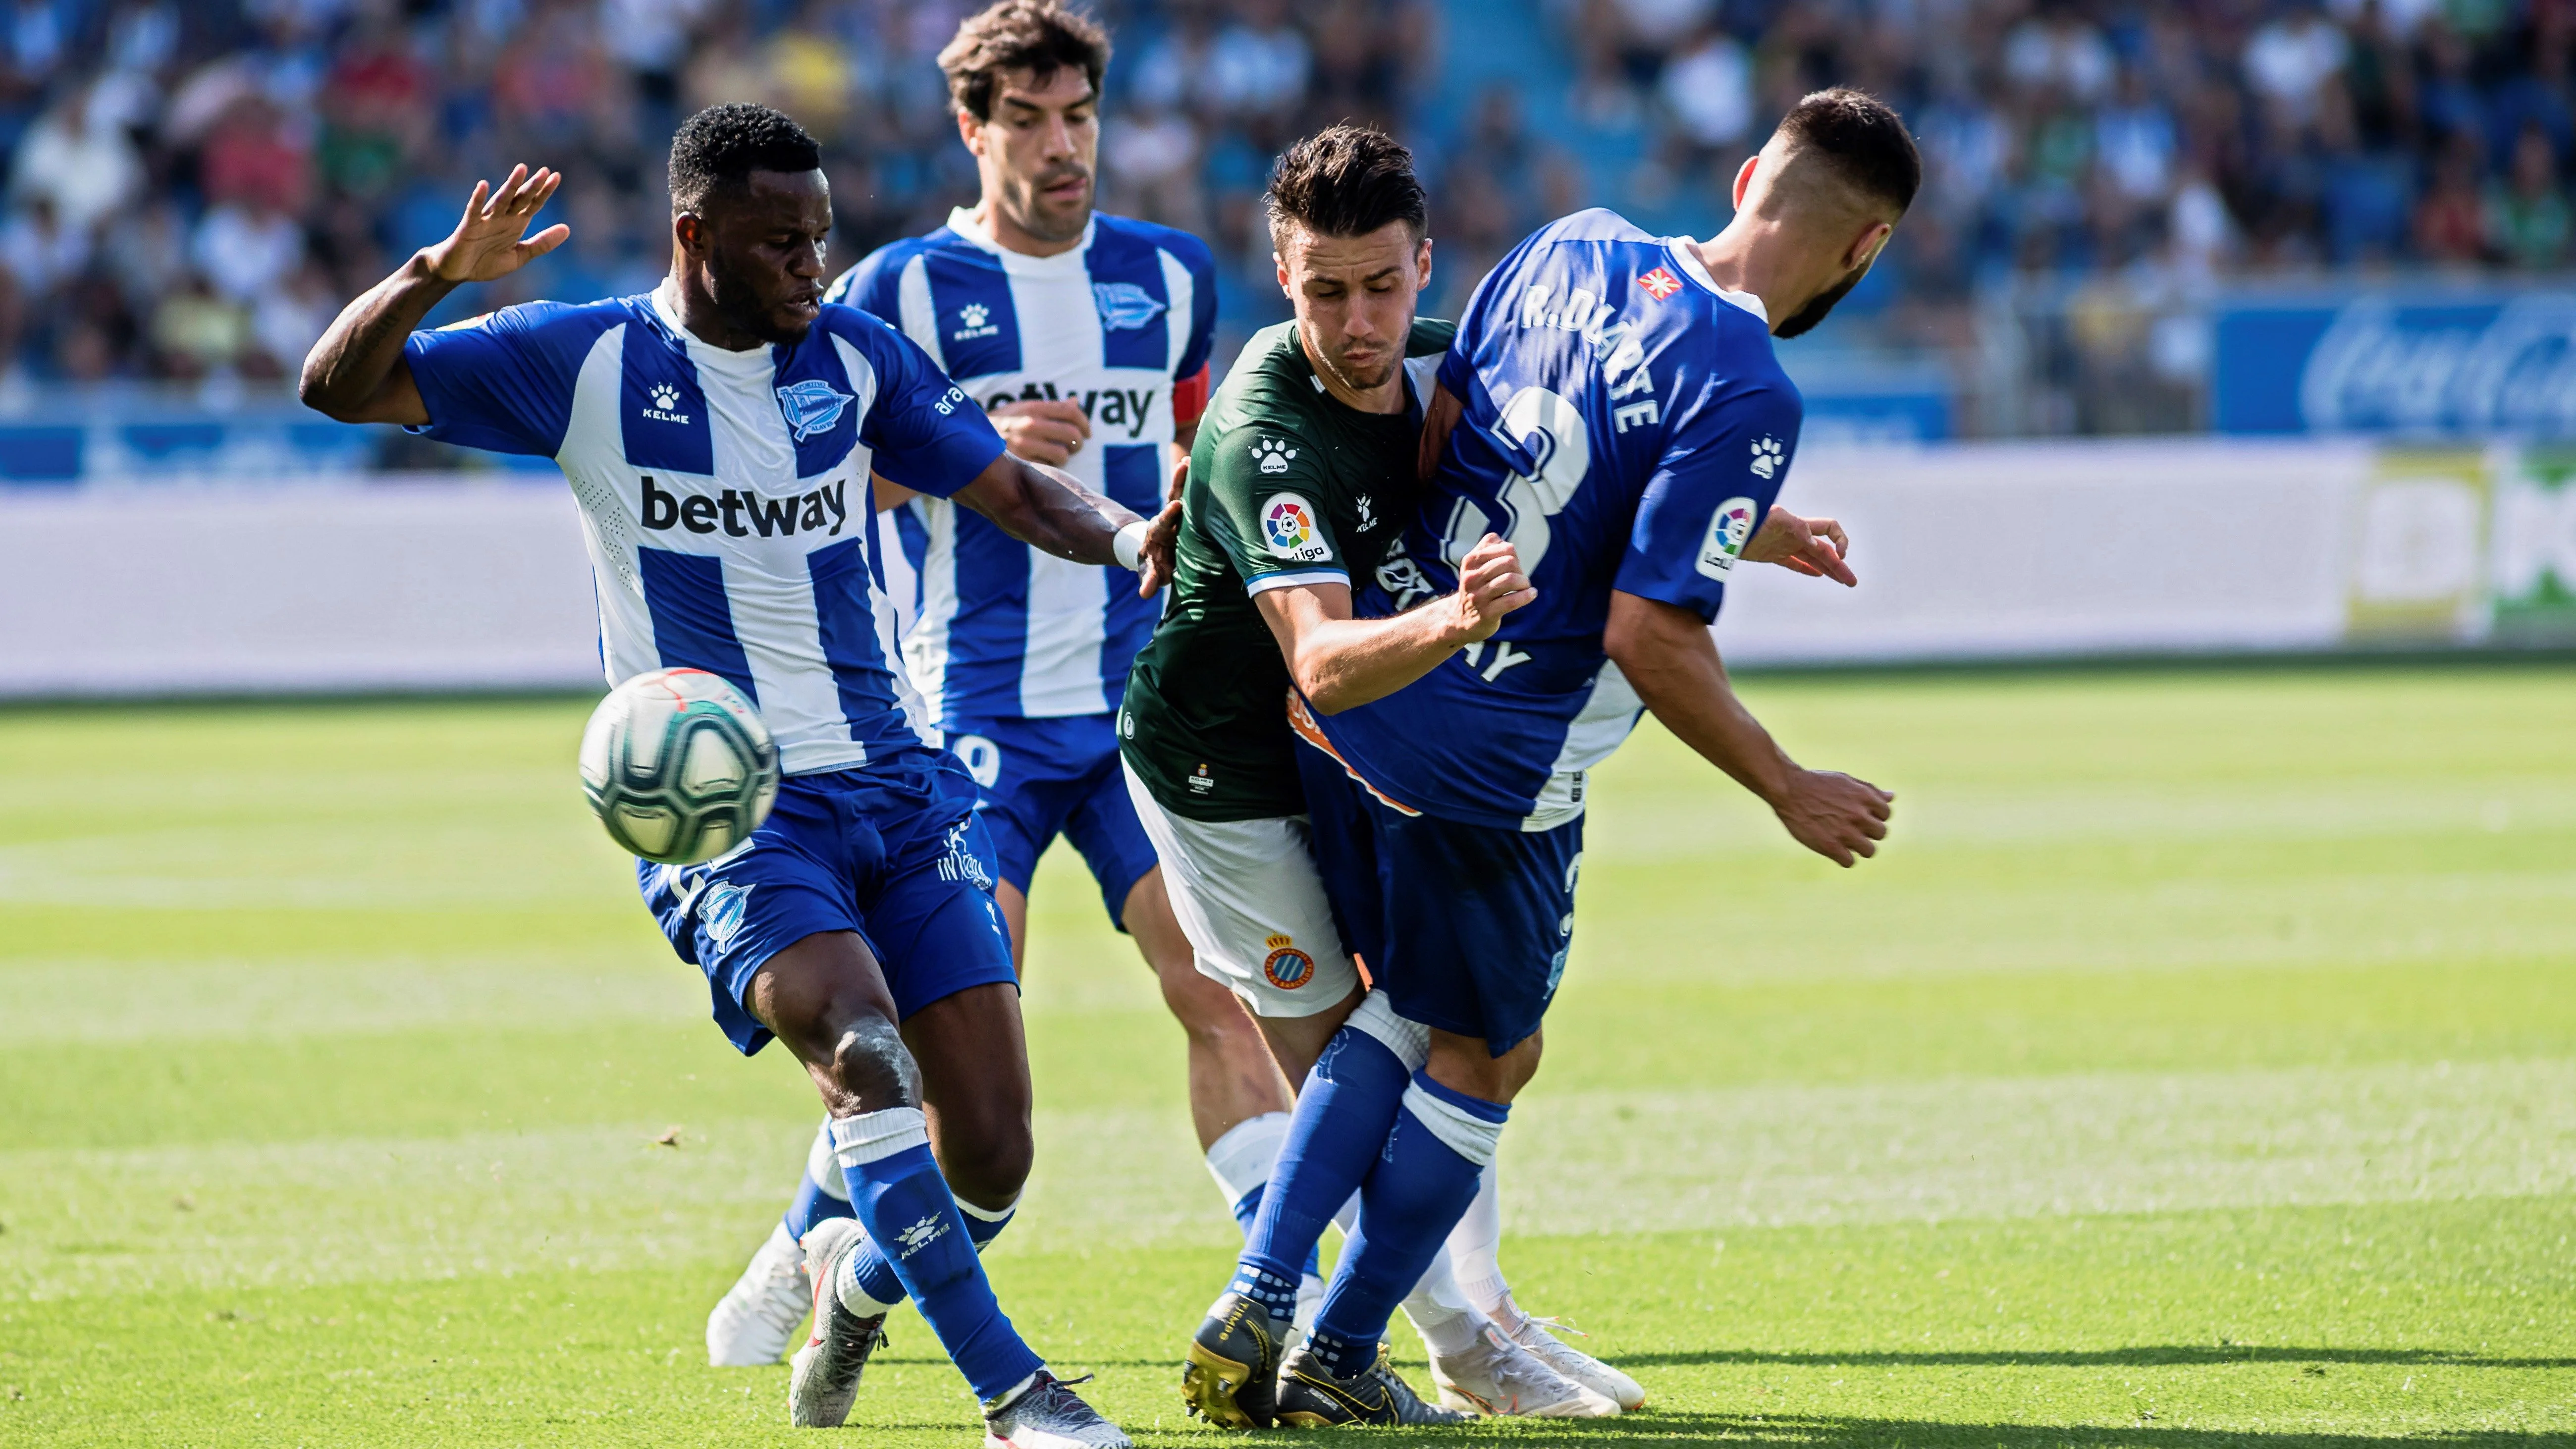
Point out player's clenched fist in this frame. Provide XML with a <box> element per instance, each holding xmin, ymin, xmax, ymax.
<box><xmin>1770</xmin><ymin>767</ymin><xmax>1894</xmax><ymax>867</ymax></box>
<box><xmin>428</xmin><ymin>165</ymin><xmax>569</xmax><ymax>284</ymax></box>
<box><xmin>1444</xmin><ymin>533</ymin><xmax>1538</xmax><ymax>644</ymax></box>
<box><xmin>992</xmin><ymin>399</ymin><xmax>1093</xmax><ymax>467</ymax></box>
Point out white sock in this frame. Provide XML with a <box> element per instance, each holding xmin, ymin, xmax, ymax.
<box><xmin>1204</xmin><ymin>1111</ymin><xmax>1291</xmax><ymax>1221</ymax></box>
<box><xmin>1446</xmin><ymin>1164</ymin><xmax>1521</xmax><ymax>1329</ymax></box>
<box><xmin>1399</xmin><ymin>1244</ymin><xmax>1490</xmax><ymax>1357</ymax></box>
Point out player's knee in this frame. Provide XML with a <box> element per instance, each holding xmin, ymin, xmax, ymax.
<box><xmin>939</xmin><ymin>1114</ymin><xmax>1033</xmax><ymax>1209</ymax></box>
<box><xmin>824</xmin><ymin>1013</ymin><xmax>919</xmax><ymax>1109</ymax></box>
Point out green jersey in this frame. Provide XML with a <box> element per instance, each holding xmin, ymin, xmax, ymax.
<box><xmin>1121</xmin><ymin>317</ymin><xmax>1455</xmax><ymax>821</ymax></box>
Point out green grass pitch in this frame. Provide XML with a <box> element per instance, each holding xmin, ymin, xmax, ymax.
<box><xmin>2</xmin><ymin>665</ymin><xmax>2572</xmax><ymax>1447</ymax></box>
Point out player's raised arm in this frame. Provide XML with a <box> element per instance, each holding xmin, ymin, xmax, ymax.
<box><xmin>298</xmin><ymin>165</ymin><xmax>568</xmax><ymax>425</ymax></box>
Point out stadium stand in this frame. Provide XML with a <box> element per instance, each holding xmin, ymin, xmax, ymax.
<box><xmin>0</xmin><ymin>0</ymin><xmax>2572</xmax><ymax>441</ymax></box>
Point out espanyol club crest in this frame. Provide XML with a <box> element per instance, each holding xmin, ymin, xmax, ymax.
<box><xmin>1262</xmin><ymin>934</ymin><xmax>1317</xmax><ymax>989</ymax></box>
<box><xmin>775</xmin><ymin>379</ymin><xmax>854</xmax><ymax>442</ymax></box>
<box><xmin>1695</xmin><ymin>495</ymin><xmax>1760</xmax><ymax>581</ymax></box>
<box><xmin>1091</xmin><ymin>281</ymin><xmax>1168</xmax><ymax>331</ymax></box>
<box><xmin>1261</xmin><ymin>491</ymin><xmax>1330</xmax><ymax>562</ymax></box>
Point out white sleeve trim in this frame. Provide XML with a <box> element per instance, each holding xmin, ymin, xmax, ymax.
<box><xmin>1244</xmin><ymin>567</ymin><xmax>1350</xmax><ymax>596</ymax></box>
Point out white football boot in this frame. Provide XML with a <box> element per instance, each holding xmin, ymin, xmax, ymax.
<box><xmin>1429</xmin><ymin>1321</ymin><xmax>1621</xmax><ymax>1417</ymax></box>
<box><xmin>705</xmin><ymin>1221</ymin><xmax>811</xmax><ymax>1367</ymax></box>
<box><xmin>1504</xmin><ymin>1315</ymin><xmax>1646</xmax><ymax>1411</ymax></box>
<box><xmin>982</xmin><ymin>1370</ymin><xmax>1132</xmax><ymax>1449</ymax></box>
<box><xmin>786</xmin><ymin>1220</ymin><xmax>886</xmax><ymax>1428</ymax></box>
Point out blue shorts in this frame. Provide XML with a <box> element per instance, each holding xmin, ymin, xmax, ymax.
<box><xmin>1294</xmin><ymin>736</ymin><xmax>1582</xmax><ymax>1056</ymax></box>
<box><xmin>640</xmin><ymin>748</ymin><xmax>1018</xmax><ymax>1056</ymax></box>
<box><xmin>943</xmin><ymin>712</ymin><xmax>1161</xmax><ymax>930</ymax></box>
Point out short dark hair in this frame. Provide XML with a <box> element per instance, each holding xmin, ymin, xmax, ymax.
<box><xmin>939</xmin><ymin>1</ymin><xmax>1112</xmax><ymax>122</ymax></box>
<box><xmin>1776</xmin><ymin>88</ymin><xmax>1920</xmax><ymax>216</ymax></box>
<box><xmin>1265</xmin><ymin>125</ymin><xmax>1428</xmax><ymax>248</ymax></box>
<box><xmin>668</xmin><ymin>103</ymin><xmax>823</xmax><ymax>213</ymax></box>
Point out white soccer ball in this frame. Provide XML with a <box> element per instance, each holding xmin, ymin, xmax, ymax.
<box><xmin>579</xmin><ymin>668</ymin><xmax>781</xmax><ymax>864</ymax></box>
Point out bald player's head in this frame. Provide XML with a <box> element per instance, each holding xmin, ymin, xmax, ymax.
<box><xmin>1734</xmin><ymin>89</ymin><xmax>1919</xmax><ymax>337</ymax></box>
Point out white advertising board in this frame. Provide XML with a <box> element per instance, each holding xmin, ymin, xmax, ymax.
<box><xmin>0</xmin><ymin>441</ymin><xmax>2566</xmax><ymax>699</ymax></box>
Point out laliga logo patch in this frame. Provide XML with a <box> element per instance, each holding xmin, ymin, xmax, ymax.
<box><xmin>699</xmin><ymin>881</ymin><xmax>754</xmax><ymax>949</ymax></box>
<box><xmin>1261</xmin><ymin>491</ymin><xmax>1330</xmax><ymax>562</ymax></box>
<box><xmin>1696</xmin><ymin>495</ymin><xmax>1759</xmax><ymax>581</ymax></box>
<box><xmin>1749</xmin><ymin>435</ymin><xmax>1784</xmax><ymax>480</ymax></box>
<box><xmin>1092</xmin><ymin>281</ymin><xmax>1168</xmax><ymax>331</ymax></box>
<box><xmin>775</xmin><ymin>379</ymin><xmax>854</xmax><ymax>442</ymax></box>
<box><xmin>1262</xmin><ymin>933</ymin><xmax>1317</xmax><ymax>989</ymax></box>
<box><xmin>1637</xmin><ymin>266</ymin><xmax>1684</xmax><ymax>301</ymax></box>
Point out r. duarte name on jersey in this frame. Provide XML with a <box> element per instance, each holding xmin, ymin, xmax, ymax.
<box><xmin>977</xmin><ymin>378</ymin><xmax>1159</xmax><ymax>440</ymax></box>
<box><xmin>638</xmin><ymin>474</ymin><xmax>851</xmax><ymax>538</ymax></box>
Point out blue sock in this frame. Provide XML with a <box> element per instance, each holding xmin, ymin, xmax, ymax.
<box><xmin>1232</xmin><ymin>1186</ymin><xmax>1327</xmax><ymax>1284</ymax></box>
<box><xmin>1230</xmin><ymin>1018</ymin><xmax>1414</xmax><ymax>1316</ymax></box>
<box><xmin>834</xmin><ymin>1110</ymin><xmax>1042</xmax><ymax>1402</ymax></box>
<box><xmin>1308</xmin><ymin>1072</ymin><xmax>1508</xmax><ymax>1376</ymax></box>
<box><xmin>782</xmin><ymin>1167</ymin><xmax>856</xmax><ymax>1241</ymax></box>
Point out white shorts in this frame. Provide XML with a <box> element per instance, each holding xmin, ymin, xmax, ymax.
<box><xmin>1121</xmin><ymin>758</ymin><xmax>1360</xmax><ymax>1019</ymax></box>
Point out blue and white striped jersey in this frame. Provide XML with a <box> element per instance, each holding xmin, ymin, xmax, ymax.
<box><xmin>829</xmin><ymin>209</ymin><xmax>1218</xmax><ymax>724</ymax></box>
<box><xmin>402</xmin><ymin>282</ymin><xmax>1007</xmax><ymax>775</ymax></box>
<box><xmin>1308</xmin><ymin>209</ymin><xmax>1803</xmax><ymax>831</ymax></box>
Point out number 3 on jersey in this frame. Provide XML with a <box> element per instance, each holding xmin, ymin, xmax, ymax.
<box><xmin>1441</xmin><ymin>386</ymin><xmax>1590</xmax><ymax>576</ymax></box>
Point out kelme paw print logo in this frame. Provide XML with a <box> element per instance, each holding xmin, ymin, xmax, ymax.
<box><xmin>1253</xmin><ymin>437</ymin><xmax>1297</xmax><ymax>475</ymax></box>
<box><xmin>650</xmin><ymin>383</ymin><xmax>681</xmax><ymax>411</ymax></box>
<box><xmin>1749</xmin><ymin>435</ymin><xmax>1784</xmax><ymax>480</ymax></box>
<box><xmin>960</xmin><ymin>304</ymin><xmax>990</xmax><ymax>329</ymax></box>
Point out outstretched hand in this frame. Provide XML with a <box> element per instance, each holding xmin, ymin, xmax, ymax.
<box><xmin>1771</xmin><ymin>768</ymin><xmax>1893</xmax><ymax>867</ymax></box>
<box><xmin>1744</xmin><ymin>505</ymin><xmax>1856</xmax><ymax>587</ymax></box>
<box><xmin>1134</xmin><ymin>498</ymin><xmax>1183</xmax><ymax>596</ymax></box>
<box><xmin>1445</xmin><ymin>533</ymin><xmax>1538</xmax><ymax>643</ymax></box>
<box><xmin>428</xmin><ymin>165</ymin><xmax>569</xmax><ymax>285</ymax></box>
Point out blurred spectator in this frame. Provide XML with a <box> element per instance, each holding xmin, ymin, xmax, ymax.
<box><xmin>11</xmin><ymin>85</ymin><xmax>144</xmax><ymax>235</ymax></box>
<box><xmin>1208</xmin><ymin>0</ymin><xmax>1310</xmax><ymax>120</ymax></box>
<box><xmin>1660</xmin><ymin>25</ymin><xmax>1754</xmax><ymax>159</ymax></box>
<box><xmin>193</xmin><ymin>199</ymin><xmax>305</xmax><ymax>303</ymax></box>
<box><xmin>2487</xmin><ymin>121</ymin><xmax>2572</xmax><ymax>268</ymax></box>
<box><xmin>2244</xmin><ymin>4</ymin><xmax>2349</xmax><ymax>123</ymax></box>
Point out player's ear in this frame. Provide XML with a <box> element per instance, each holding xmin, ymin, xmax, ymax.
<box><xmin>957</xmin><ymin>106</ymin><xmax>985</xmax><ymax>157</ymax></box>
<box><xmin>1731</xmin><ymin>154</ymin><xmax>1760</xmax><ymax>211</ymax></box>
<box><xmin>1414</xmin><ymin>234</ymin><xmax>1433</xmax><ymax>293</ymax></box>
<box><xmin>1846</xmin><ymin>219</ymin><xmax>1893</xmax><ymax>273</ymax></box>
<box><xmin>1274</xmin><ymin>250</ymin><xmax>1290</xmax><ymax>299</ymax></box>
<box><xmin>673</xmin><ymin>210</ymin><xmax>706</xmax><ymax>257</ymax></box>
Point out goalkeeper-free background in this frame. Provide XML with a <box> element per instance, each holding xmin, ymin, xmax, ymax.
<box><xmin>2</xmin><ymin>666</ymin><xmax>2571</xmax><ymax>1446</ymax></box>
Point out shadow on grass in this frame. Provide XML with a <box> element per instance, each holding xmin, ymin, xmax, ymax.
<box><xmin>1616</xmin><ymin>1345</ymin><xmax>2576</xmax><ymax>1371</ymax></box>
<box><xmin>1229</xmin><ymin>1413</ymin><xmax>2568</xmax><ymax>1447</ymax></box>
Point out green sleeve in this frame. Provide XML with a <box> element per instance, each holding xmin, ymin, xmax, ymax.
<box><xmin>1196</xmin><ymin>414</ymin><xmax>1349</xmax><ymax>594</ymax></box>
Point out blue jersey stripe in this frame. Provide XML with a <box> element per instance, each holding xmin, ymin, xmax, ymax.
<box><xmin>1084</xmin><ymin>227</ymin><xmax>1175</xmax><ymax>371</ymax></box>
<box><xmin>637</xmin><ymin>547</ymin><xmax>758</xmax><ymax>703</ymax></box>
<box><xmin>618</xmin><ymin>314</ymin><xmax>714</xmax><ymax>475</ymax></box>
<box><xmin>943</xmin><ymin>512</ymin><xmax>1032</xmax><ymax>710</ymax></box>
<box><xmin>920</xmin><ymin>250</ymin><xmax>1022</xmax><ymax>379</ymax></box>
<box><xmin>806</xmin><ymin>536</ymin><xmax>886</xmax><ymax>732</ymax></box>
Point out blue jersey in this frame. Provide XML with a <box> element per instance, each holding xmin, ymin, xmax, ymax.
<box><xmin>402</xmin><ymin>284</ymin><xmax>1006</xmax><ymax>775</ymax></box>
<box><xmin>830</xmin><ymin>209</ymin><xmax>1218</xmax><ymax>723</ymax></box>
<box><xmin>1308</xmin><ymin>210</ymin><xmax>1802</xmax><ymax>831</ymax></box>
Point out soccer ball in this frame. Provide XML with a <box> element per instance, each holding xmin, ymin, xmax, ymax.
<box><xmin>579</xmin><ymin>668</ymin><xmax>780</xmax><ymax>864</ymax></box>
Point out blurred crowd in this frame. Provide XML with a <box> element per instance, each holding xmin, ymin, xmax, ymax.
<box><xmin>0</xmin><ymin>0</ymin><xmax>1444</xmax><ymax>388</ymax></box>
<box><xmin>7</xmin><ymin>0</ymin><xmax>2576</xmax><ymax>402</ymax></box>
<box><xmin>1561</xmin><ymin>0</ymin><xmax>2576</xmax><ymax>340</ymax></box>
